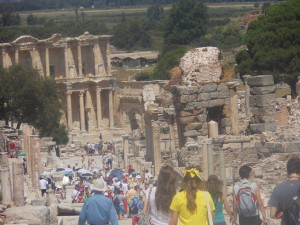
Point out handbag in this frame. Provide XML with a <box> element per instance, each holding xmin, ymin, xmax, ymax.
<box><xmin>137</xmin><ymin>187</ymin><xmax>153</xmax><ymax>225</ymax></box>
<box><xmin>205</xmin><ymin>191</ymin><xmax>214</xmax><ymax>225</ymax></box>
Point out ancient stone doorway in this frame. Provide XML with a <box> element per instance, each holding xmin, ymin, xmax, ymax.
<box><xmin>207</xmin><ymin>106</ymin><xmax>223</xmax><ymax>134</ymax></box>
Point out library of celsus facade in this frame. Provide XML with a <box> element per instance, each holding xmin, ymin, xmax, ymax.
<box><xmin>0</xmin><ymin>32</ymin><xmax>117</xmax><ymax>137</ymax></box>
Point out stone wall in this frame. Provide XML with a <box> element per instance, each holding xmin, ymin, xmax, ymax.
<box><xmin>171</xmin><ymin>83</ymin><xmax>231</xmax><ymax>147</ymax></box>
<box><xmin>248</xmin><ymin>75</ymin><xmax>277</xmax><ymax>133</ymax></box>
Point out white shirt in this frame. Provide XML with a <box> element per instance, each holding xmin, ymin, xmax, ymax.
<box><xmin>146</xmin><ymin>187</ymin><xmax>170</xmax><ymax>225</ymax></box>
<box><xmin>39</xmin><ymin>179</ymin><xmax>48</xmax><ymax>190</ymax></box>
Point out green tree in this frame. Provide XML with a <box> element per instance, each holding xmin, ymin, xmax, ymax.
<box><xmin>147</xmin><ymin>4</ymin><xmax>164</xmax><ymax>21</ymax></box>
<box><xmin>0</xmin><ymin>66</ymin><xmax>68</xmax><ymax>144</ymax></box>
<box><xmin>164</xmin><ymin>0</ymin><xmax>207</xmax><ymax>45</ymax></box>
<box><xmin>236</xmin><ymin>0</ymin><xmax>300</xmax><ymax>91</ymax></box>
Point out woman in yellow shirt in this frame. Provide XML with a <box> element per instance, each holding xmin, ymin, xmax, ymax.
<box><xmin>169</xmin><ymin>167</ymin><xmax>215</xmax><ymax>225</ymax></box>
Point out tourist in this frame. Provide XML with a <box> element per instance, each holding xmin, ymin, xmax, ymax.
<box><xmin>39</xmin><ymin>176</ymin><xmax>48</xmax><ymax>197</ymax></box>
<box><xmin>207</xmin><ymin>175</ymin><xmax>233</xmax><ymax>225</ymax></box>
<box><xmin>72</xmin><ymin>184</ymin><xmax>80</xmax><ymax>203</ymax></box>
<box><xmin>169</xmin><ymin>166</ymin><xmax>215</xmax><ymax>225</ymax></box>
<box><xmin>78</xmin><ymin>179</ymin><xmax>118</xmax><ymax>225</ymax></box>
<box><xmin>128</xmin><ymin>165</ymin><xmax>134</xmax><ymax>175</ymax></box>
<box><xmin>143</xmin><ymin>165</ymin><xmax>176</xmax><ymax>225</ymax></box>
<box><xmin>22</xmin><ymin>158</ymin><xmax>27</xmax><ymax>175</ymax></box>
<box><xmin>55</xmin><ymin>145</ymin><xmax>60</xmax><ymax>158</ymax></box>
<box><xmin>129</xmin><ymin>190</ymin><xmax>143</xmax><ymax>225</ymax></box>
<box><xmin>55</xmin><ymin>185</ymin><xmax>65</xmax><ymax>200</ymax></box>
<box><xmin>232</xmin><ymin>165</ymin><xmax>267</xmax><ymax>225</ymax></box>
<box><xmin>269</xmin><ymin>156</ymin><xmax>300</xmax><ymax>224</ymax></box>
<box><xmin>113</xmin><ymin>188</ymin><xmax>126</xmax><ymax>220</ymax></box>
<box><xmin>107</xmin><ymin>150</ymin><xmax>113</xmax><ymax>169</ymax></box>
<box><xmin>81</xmin><ymin>154</ymin><xmax>85</xmax><ymax>168</ymax></box>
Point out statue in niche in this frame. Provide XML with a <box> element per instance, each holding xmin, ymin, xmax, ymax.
<box><xmin>143</xmin><ymin>85</ymin><xmax>156</xmax><ymax>110</ymax></box>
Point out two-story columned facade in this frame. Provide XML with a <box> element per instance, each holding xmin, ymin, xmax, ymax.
<box><xmin>0</xmin><ymin>32</ymin><xmax>116</xmax><ymax>133</ymax></box>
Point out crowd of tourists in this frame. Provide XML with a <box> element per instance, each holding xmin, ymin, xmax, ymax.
<box><xmin>76</xmin><ymin>155</ymin><xmax>300</xmax><ymax>225</ymax></box>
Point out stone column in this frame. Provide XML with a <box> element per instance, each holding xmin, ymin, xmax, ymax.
<box><xmin>96</xmin><ymin>88</ymin><xmax>102</xmax><ymax>129</ymax></box>
<box><xmin>200</xmin><ymin>139</ymin><xmax>208</xmax><ymax>180</ymax></box>
<box><xmin>169</xmin><ymin>124</ymin><xmax>176</xmax><ymax>152</ymax></box>
<box><xmin>15</xmin><ymin>49</ymin><xmax>19</xmax><ymax>64</ymax></box>
<box><xmin>12</xmin><ymin>161</ymin><xmax>25</xmax><ymax>206</ymax></box>
<box><xmin>32</xmin><ymin>136</ymin><xmax>41</xmax><ymax>190</ymax></box>
<box><xmin>206</xmin><ymin>138</ymin><xmax>214</xmax><ymax>176</ymax></box>
<box><xmin>208</xmin><ymin>120</ymin><xmax>218</xmax><ymax>138</ymax></box>
<box><xmin>66</xmin><ymin>91</ymin><xmax>73</xmax><ymax>131</ymax></box>
<box><xmin>64</xmin><ymin>47</ymin><xmax>69</xmax><ymax>78</ymax></box>
<box><xmin>243</xmin><ymin>75</ymin><xmax>251</xmax><ymax>117</ymax></box>
<box><xmin>227</xmin><ymin>81</ymin><xmax>239</xmax><ymax>135</ymax></box>
<box><xmin>94</xmin><ymin>43</ymin><xmax>100</xmax><ymax>75</ymax></box>
<box><xmin>214</xmin><ymin>138</ymin><xmax>226</xmax><ymax>195</ymax></box>
<box><xmin>106</xmin><ymin>42</ymin><xmax>111</xmax><ymax>75</ymax></box>
<box><xmin>79</xmin><ymin>91</ymin><xmax>85</xmax><ymax>131</ymax></box>
<box><xmin>122</xmin><ymin>135</ymin><xmax>129</xmax><ymax>169</ymax></box>
<box><xmin>109</xmin><ymin>89</ymin><xmax>114</xmax><ymax>127</ymax></box>
<box><xmin>152</xmin><ymin>121</ymin><xmax>161</xmax><ymax>176</ymax></box>
<box><xmin>78</xmin><ymin>45</ymin><xmax>83</xmax><ymax>77</ymax></box>
<box><xmin>0</xmin><ymin>152</ymin><xmax>12</xmax><ymax>204</ymax></box>
<box><xmin>45</xmin><ymin>47</ymin><xmax>50</xmax><ymax>78</ymax></box>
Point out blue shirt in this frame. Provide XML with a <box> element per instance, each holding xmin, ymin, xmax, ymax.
<box><xmin>78</xmin><ymin>193</ymin><xmax>118</xmax><ymax>225</ymax></box>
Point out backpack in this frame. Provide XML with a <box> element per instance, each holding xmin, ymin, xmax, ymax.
<box><xmin>283</xmin><ymin>190</ymin><xmax>300</xmax><ymax>225</ymax></box>
<box><xmin>235</xmin><ymin>182</ymin><xmax>258</xmax><ymax>217</ymax></box>
<box><xmin>129</xmin><ymin>199</ymin><xmax>139</xmax><ymax>215</ymax></box>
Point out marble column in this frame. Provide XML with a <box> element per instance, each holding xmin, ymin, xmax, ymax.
<box><xmin>122</xmin><ymin>135</ymin><xmax>129</xmax><ymax>169</ymax></box>
<box><xmin>15</xmin><ymin>49</ymin><xmax>19</xmax><ymax>64</ymax></box>
<box><xmin>0</xmin><ymin>152</ymin><xmax>12</xmax><ymax>204</ymax></box>
<box><xmin>12</xmin><ymin>161</ymin><xmax>25</xmax><ymax>206</ymax></box>
<box><xmin>32</xmin><ymin>137</ymin><xmax>41</xmax><ymax>190</ymax></box>
<box><xmin>106</xmin><ymin>42</ymin><xmax>111</xmax><ymax>75</ymax></box>
<box><xmin>243</xmin><ymin>75</ymin><xmax>251</xmax><ymax>117</ymax></box>
<box><xmin>78</xmin><ymin>45</ymin><xmax>82</xmax><ymax>77</ymax></box>
<box><xmin>67</xmin><ymin>91</ymin><xmax>73</xmax><ymax>131</ymax></box>
<box><xmin>228</xmin><ymin>82</ymin><xmax>239</xmax><ymax>135</ymax></box>
<box><xmin>109</xmin><ymin>89</ymin><xmax>114</xmax><ymax>127</ymax></box>
<box><xmin>79</xmin><ymin>91</ymin><xmax>85</xmax><ymax>131</ymax></box>
<box><xmin>208</xmin><ymin>120</ymin><xmax>218</xmax><ymax>138</ymax></box>
<box><xmin>201</xmin><ymin>140</ymin><xmax>208</xmax><ymax>180</ymax></box>
<box><xmin>152</xmin><ymin>120</ymin><xmax>161</xmax><ymax>176</ymax></box>
<box><xmin>214</xmin><ymin>138</ymin><xmax>226</xmax><ymax>195</ymax></box>
<box><xmin>206</xmin><ymin>138</ymin><xmax>214</xmax><ymax>176</ymax></box>
<box><xmin>96</xmin><ymin>88</ymin><xmax>102</xmax><ymax>129</ymax></box>
<box><xmin>169</xmin><ymin>124</ymin><xmax>176</xmax><ymax>152</ymax></box>
<box><xmin>64</xmin><ymin>47</ymin><xmax>69</xmax><ymax>78</ymax></box>
<box><xmin>45</xmin><ymin>47</ymin><xmax>50</xmax><ymax>78</ymax></box>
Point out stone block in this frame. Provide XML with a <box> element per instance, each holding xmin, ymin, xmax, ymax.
<box><xmin>198</xmin><ymin>92</ymin><xmax>211</xmax><ymax>101</ymax></box>
<box><xmin>197</xmin><ymin>114</ymin><xmax>207</xmax><ymax>122</ymax></box>
<box><xmin>203</xmin><ymin>83</ymin><xmax>218</xmax><ymax>92</ymax></box>
<box><xmin>250</xmin><ymin>106</ymin><xmax>275</xmax><ymax>116</ymax></box>
<box><xmin>264</xmin><ymin>142</ymin><xmax>283</xmax><ymax>153</ymax></box>
<box><xmin>31</xmin><ymin>199</ymin><xmax>45</xmax><ymax>206</ymax></box>
<box><xmin>180</xmin><ymin>94</ymin><xmax>197</xmax><ymax>103</ymax></box>
<box><xmin>221</xmin><ymin>118</ymin><xmax>231</xmax><ymax>127</ymax></box>
<box><xmin>286</xmin><ymin>141</ymin><xmax>300</xmax><ymax>153</ymax></box>
<box><xmin>184</xmin><ymin>130</ymin><xmax>201</xmax><ymax>137</ymax></box>
<box><xmin>217</xmin><ymin>83</ymin><xmax>228</xmax><ymax>91</ymax></box>
<box><xmin>250</xmin><ymin>122</ymin><xmax>277</xmax><ymax>134</ymax></box>
<box><xmin>250</xmin><ymin>115</ymin><xmax>276</xmax><ymax>123</ymax></box>
<box><xmin>171</xmin><ymin>86</ymin><xmax>198</xmax><ymax>96</ymax></box>
<box><xmin>185</xmin><ymin>122</ymin><xmax>202</xmax><ymax>131</ymax></box>
<box><xmin>208</xmin><ymin>99</ymin><xmax>225</xmax><ymax>107</ymax></box>
<box><xmin>210</xmin><ymin>92</ymin><xmax>219</xmax><ymax>99</ymax></box>
<box><xmin>218</xmin><ymin>90</ymin><xmax>230</xmax><ymax>99</ymax></box>
<box><xmin>179</xmin><ymin>116</ymin><xmax>197</xmax><ymax>124</ymax></box>
<box><xmin>249</xmin><ymin>94</ymin><xmax>275</xmax><ymax>107</ymax></box>
<box><xmin>247</xmin><ymin>75</ymin><xmax>274</xmax><ymax>87</ymax></box>
<box><xmin>250</xmin><ymin>86</ymin><xmax>275</xmax><ymax>95</ymax></box>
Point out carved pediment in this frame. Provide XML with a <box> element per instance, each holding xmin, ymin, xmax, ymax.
<box><xmin>13</xmin><ymin>35</ymin><xmax>39</xmax><ymax>45</ymax></box>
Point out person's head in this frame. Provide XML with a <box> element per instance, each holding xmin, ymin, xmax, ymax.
<box><xmin>91</xmin><ymin>179</ymin><xmax>106</xmax><ymax>194</ymax></box>
<box><xmin>155</xmin><ymin>165</ymin><xmax>177</xmax><ymax>214</ymax></box>
<box><xmin>287</xmin><ymin>156</ymin><xmax>300</xmax><ymax>175</ymax></box>
<box><xmin>239</xmin><ymin>165</ymin><xmax>252</xmax><ymax>179</ymax></box>
<box><xmin>181</xmin><ymin>166</ymin><xmax>203</xmax><ymax>214</ymax></box>
<box><xmin>134</xmin><ymin>184</ymin><xmax>140</xmax><ymax>192</ymax></box>
<box><xmin>207</xmin><ymin>175</ymin><xmax>223</xmax><ymax>199</ymax></box>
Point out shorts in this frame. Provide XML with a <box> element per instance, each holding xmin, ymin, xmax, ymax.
<box><xmin>239</xmin><ymin>215</ymin><xmax>262</xmax><ymax>225</ymax></box>
<box><xmin>119</xmin><ymin>205</ymin><xmax>126</xmax><ymax>215</ymax></box>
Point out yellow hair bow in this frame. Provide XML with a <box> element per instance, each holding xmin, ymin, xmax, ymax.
<box><xmin>183</xmin><ymin>168</ymin><xmax>200</xmax><ymax>178</ymax></box>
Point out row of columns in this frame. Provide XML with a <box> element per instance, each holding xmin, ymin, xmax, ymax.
<box><xmin>1</xmin><ymin>42</ymin><xmax>112</xmax><ymax>79</ymax></box>
<box><xmin>66</xmin><ymin>88</ymin><xmax>114</xmax><ymax>131</ymax></box>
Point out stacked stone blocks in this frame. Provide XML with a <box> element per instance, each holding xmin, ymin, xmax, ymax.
<box><xmin>172</xmin><ymin>82</ymin><xmax>231</xmax><ymax>142</ymax></box>
<box><xmin>248</xmin><ymin>75</ymin><xmax>277</xmax><ymax>133</ymax></box>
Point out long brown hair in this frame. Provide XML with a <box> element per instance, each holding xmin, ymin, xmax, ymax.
<box><xmin>207</xmin><ymin>175</ymin><xmax>223</xmax><ymax>201</ymax></box>
<box><xmin>155</xmin><ymin>165</ymin><xmax>177</xmax><ymax>214</ymax></box>
<box><xmin>181</xmin><ymin>166</ymin><xmax>203</xmax><ymax>214</ymax></box>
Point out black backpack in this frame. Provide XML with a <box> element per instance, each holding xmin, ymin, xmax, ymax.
<box><xmin>283</xmin><ymin>189</ymin><xmax>300</xmax><ymax>225</ymax></box>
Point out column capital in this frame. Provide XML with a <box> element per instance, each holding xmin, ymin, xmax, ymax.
<box><xmin>96</xmin><ymin>87</ymin><xmax>102</xmax><ymax>92</ymax></box>
<box><xmin>66</xmin><ymin>90</ymin><xmax>72</xmax><ymax>95</ymax></box>
<box><xmin>79</xmin><ymin>90</ymin><xmax>85</xmax><ymax>95</ymax></box>
<box><xmin>151</xmin><ymin>120</ymin><xmax>160</xmax><ymax>134</ymax></box>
